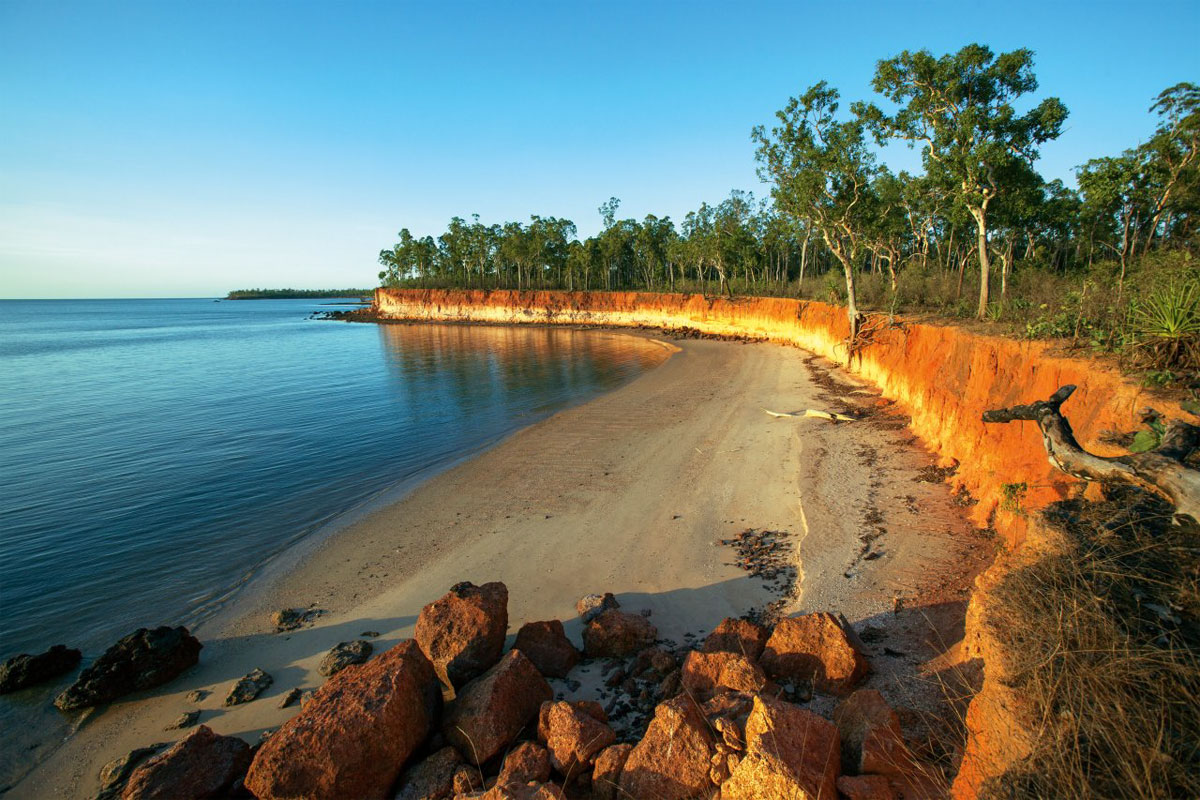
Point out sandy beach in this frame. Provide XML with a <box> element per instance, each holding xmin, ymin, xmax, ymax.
<box><xmin>13</xmin><ymin>330</ymin><xmax>991</xmax><ymax>799</ymax></box>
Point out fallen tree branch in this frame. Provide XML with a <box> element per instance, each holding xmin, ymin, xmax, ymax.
<box><xmin>982</xmin><ymin>385</ymin><xmax>1200</xmax><ymax>522</ymax></box>
<box><xmin>763</xmin><ymin>408</ymin><xmax>856</xmax><ymax>422</ymax></box>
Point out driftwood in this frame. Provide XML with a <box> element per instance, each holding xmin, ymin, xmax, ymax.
<box><xmin>763</xmin><ymin>408</ymin><xmax>856</xmax><ymax>422</ymax></box>
<box><xmin>982</xmin><ymin>385</ymin><xmax>1200</xmax><ymax>522</ymax></box>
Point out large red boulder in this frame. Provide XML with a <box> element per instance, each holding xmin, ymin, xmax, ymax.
<box><xmin>539</xmin><ymin>700</ymin><xmax>616</xmax><ymax>779</ymax></box>
<box><xmin>121</xmin><ymin>725</ymin><xmax>250</xmax><ymax>800</ymax></box>
<box><xmin>416</xmin><ymin>581</ymin><xmax>509</xmax><ymax>690</ymax></box>
<box><xmin>442</xmin><ymin>649</ymin><xmax>553</xmax><ymax>766</ymax></box>
<box><xmin>582</xmin><ymin>610</ymin><xmax>657</xmax><ymax>658</ymax></box>
<box><xmin>837</xmin><ymin>774</ymin><xmax>898</xmax><ymax>800</ymax></box>
<box><xmin>497</xmin><ymin>741</ymin><xmax>552</xmax><ymax>785</ymax></box>
<box><xmin>833</xmin><ymin>690</ymin><xmax>915</xmax><ymax>779</ymax></box>
<box><xmin>618</xmin><ymin>696</ymin><xmax>716</xmax><ymax>799</ymax></box>
<box><xmin>244</xmin><ymin>640</ymin><xmax>440</xmax><ymax>800</ymax></box>
<box><xmin>513</xmin><ymin>620</ymin><xmax>579</xmax><ymax>678</ymax></box>
<box><xmin>702</xmin><ymin>618</ymin><xmax>770</xmax><ymax>660</ymax></box>
<box><xmin>680</xmin><ymin>650</ymin><xmax>767</xmax><ymax>697</ymax></box>
<box><xmin>719</xmin><ymin>695</ymin><xmax>841</xmax><ymax>800</ymax></box>
<box><xmin>537</xmin><ymin>699</ymin><xmax>606</xmax><ymax>742</ymax></box>
<box><xmin>759</xmin><ymin>612</ymin><xmax>868</xmax><ymax>695</ymax></box>
<box><xmin>591</xmin><ymin>743</ymin><xmax>632</xmax><ymax>800</ymax></box>
<box><xmin>393</xmin><ymin>746</ymin><xmax>463</xmax><ymax>800</ymax></box>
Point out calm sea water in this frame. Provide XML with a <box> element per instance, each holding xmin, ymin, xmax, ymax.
<box><xmin>0</xmin><ymin>298</ymin><xmax>664</xmax><ymax>784</ymax></box>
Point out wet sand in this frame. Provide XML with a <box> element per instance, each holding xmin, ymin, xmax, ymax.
<box><xmin>13</xmin><ymin>331</ymin><xmax>991</xmax><ymax>799</ymax></box>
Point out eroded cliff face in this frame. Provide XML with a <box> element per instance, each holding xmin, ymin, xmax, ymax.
<box><xmin>374</xmin><ymin>287</ymin><xmax>1190</xmax><ymax>796</ymax></box>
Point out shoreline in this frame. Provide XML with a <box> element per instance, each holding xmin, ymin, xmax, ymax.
<box><xmin>11</xmin><ymin>330</ymin><xmax>991</xmax><ymax>799</ymax></box>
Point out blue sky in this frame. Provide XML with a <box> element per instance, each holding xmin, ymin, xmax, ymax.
<box><xmin>2</xmin><ymin>0</ymin><xmax>1197</xmax><ymax>298</ymax></box>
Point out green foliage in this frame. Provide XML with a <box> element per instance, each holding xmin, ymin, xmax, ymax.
<box><xmin>1132</xmin><ymin>277</ymin><xmax>1200</xmax><ymax>369</ymax></box>
<box><xmin>225</xmin><ymin>288</ymin><xmax>372</xmax><ymax>299</ymax></box>
<box><xmin>1000</xmin><ymin>482</ymin><xmax>1028</xmax><ymax>514</ymax></box>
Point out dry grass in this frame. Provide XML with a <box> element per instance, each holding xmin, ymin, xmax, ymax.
<box><xmin>980</xmin><ymin>487</ymin><xmax>1200</xmax><ymax>799</ymax></box>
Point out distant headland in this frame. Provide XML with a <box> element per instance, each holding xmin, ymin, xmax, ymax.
<box><xmin>224</xmin><ymin>288</ymin><xmax>373</xmax><ymax>300</ymax></box>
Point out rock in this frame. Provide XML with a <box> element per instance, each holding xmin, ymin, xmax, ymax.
<box><xmin>318</xmin><ymin>640</ymin><xmax>373</xmax><ymax>677</ymax></box>
<box><xmin>277</xmin><ymin>687</ymin><xmax>302</xmax><ymax>709</ymax></box>
<box><xmin>591</xmin><ymin>743</ymin><xmax>632</xmax><ymax>800</ymax></box>
<box><xmin>537</xmin><ymin>699</ymin><xmax>607</xmax><ymax>741</ymax></box>
<box><xmin>618</xmin><ymin>695</ymin><xmax>716</xmax><ymax>800</ymax></box>
<box><xmin>394</xmin><ymin>746</ymin><xmax>463</xmax><ymax>800</ymax></box>
<box><xmin>184</xmin><ymin>689</ymin><xmax>207</xmax><ymax>703</ymax></box>
<box><xmin>0</xmin><ymin>645</ymin><xmax>82</xmax><ymax>693</ymax></box>
<box><xmin>442</xmin><ymin>649</ymin><xmax>552</xmax><ymax>766</ymax></box>
<box><xmin>451</xmin><ymin>765</ymin><xmax>482</xmax><ymax>795</ymax></box>
<box><xmin>513</xmin><ymin>620</ymin><xmax>579</xmax><ymax>678</ymax></box>
<box><xmin>97</xmin><ymin>744</ymin><xmax>166</xmax><ymax>800</ymax></box>
<box><xmin>582</xmin><ymin>611</ymin><xmax>657</xmax><ymax>658</ymax></box>
<box><xmin>759</xmin><ymin>613</ymin><xmax>868</xmax><ymax>696</ymax></box>
<box><xmin>837</xmin><ymin>774</ymin><xmax>898</xmax><ymax>800</ymax></box>
<box><xmin>458</xmin><ymin>782</ymin><xmax>565</xmax><ymax>800</ymax></box>
<box><xmin>719</xmin><ymin>695</ymin><xmax>840</xmax><ymax>800</ymax></box>
<box><xmin>271</xmin><ymin>608</ymin><xmax>319</xmax><ymax>632</ymax></box>
<box><xmin>121</xmin><ymin>725</ymin><xmax>251</xmax><ymax>800</ymax></box>
<box><xmin>631</xmin><ymin>647</ymin><xmax>677</xmax><ymax>680</ymax></box>
<box><xmin>299</xmin><ymin>689</ymin><xmax>315</xmax><ymax>707</ymax></box>
<box><xmin>55</xmin><ymin>627</ymin><xmax>202</xmax><ymax>711</ymax></box>
<box><xmin>702</xmin><ymin>618</ymin><xmax>770</xmax><ymax>660</ymax></box>
<box><xmin>244</xmin><ymin>639</ymin><xmax>441</xmax><ymax>800</ymax></box>
<box><xmin>539</xmin><ymin>700</ymin><xmax>616</xmax><ymax>778</ymax></box>
<box><xmin>680</xmin><ymin>650</ymin><xmax>767</xmax><ymax>697</ymax></box>
<box><xmin>361</xmin><ymin>630</ymin><xmax>381</xmax><ymax>637</ymax></box>
<box><xmin>832</xmin><ymin>690</ymin><xmax>910</xmax><ymax>775</ymax></box>
<box><xmin>575</xmin><ymin>593</ymin><xmax>620</xmax><ymax>623</ymax></box>
<box><xmin>225</xmin><ymin>668</ymin><xmax>273</xmax><ymax>705</ymax></box>
<box><xmin>416</xmin><ymin>581</ymin><xmax>509</xmax><ymax>689</ymax></box>
<box><xmin>497</xmin><ymin>741</ymin><xmax>551</xmax><ymax>785</ymax></box>
<box><xmin>164</xmin><ymin>710</ymin><xmax>200</xmax><ymax>730</ymax></box>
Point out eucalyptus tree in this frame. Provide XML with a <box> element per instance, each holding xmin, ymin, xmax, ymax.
<box><xmin>863</xmin><ymin>170</ymin><xmax>910</xmax><ymax>295</ymax></box>
<box><xmin>1077</xmin><ymin>153</ymin><xmax>1146</xmax><ymax>281</ymax></box>
<box><xmin>753</xmin><ymin>81</ymin><xmax>879</xmax><ymax>340</ymax></box>
<box><xmin>1141</xmin><ymin>82</ymin><xmax>1199</xmax><ymax>251</ymax></box>
<box><xmin>861</xmin><ymin>44</ymin><xmax>1068</xmax><ymax>318</ymax></box>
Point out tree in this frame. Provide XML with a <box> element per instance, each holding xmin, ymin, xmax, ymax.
<box><xmin>753</xmin><ymin>81</ymin><xmax>878</xmax><ymax>341</ymax></box>
<box><xmin>862</xmin><ymin>44</ymin><xmax>1068</xmax><ymax>318</ymax></box>
<box><xmin>1141</xmin><ymin>82</ymin><xmax>1199</xmax><ymax>251</ymax></box>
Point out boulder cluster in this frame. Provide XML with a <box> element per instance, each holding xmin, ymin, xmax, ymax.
<box><xmin>84</xmin><ymin>579</ymin><xmax>930</xmax><ymax>800</ymax></box>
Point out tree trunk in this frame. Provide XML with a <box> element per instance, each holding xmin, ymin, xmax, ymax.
<box><xmin>983</xmin><ymin>386</ymin><xmax>1200</xmax><ymax>522</ymax></box>
<box><xmin>971</xmin><ymin>205</ymin><xmax>991</xmax><ymax>318</ymax></box>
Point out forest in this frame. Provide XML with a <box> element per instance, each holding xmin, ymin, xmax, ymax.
<box><xmin>379</xmin><ymin>45</ymin><xmax>1198</xmax><ymax>377</ymax></box>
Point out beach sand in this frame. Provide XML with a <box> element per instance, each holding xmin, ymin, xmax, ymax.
<box><xmin>13</xmin><ymin>332</ymin><xmax>991</xmax><ymax>799</ymax></box>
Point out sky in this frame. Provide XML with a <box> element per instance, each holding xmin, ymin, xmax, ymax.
<box><xmin>1</xmin><ymin>0</ymin><xmax>1197</xmax><ymax>298</ymax></box>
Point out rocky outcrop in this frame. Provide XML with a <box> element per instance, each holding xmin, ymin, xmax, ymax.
<box><xmin>582</xmin><ymin>610</ymin><xmax>657</xmax><ymax>658</ymax></box>
<box><xmin>833</xmin><ymin>689</ymin><xmax>911</xmax><ymax>777</ymax></box>
<box><xmin>575</xmin><ymin>593</ymin><xmax>620</xmax><ymax>623</ymax></box>
<box><xmin>224</xmin><ymin>668</ymin><xmax>272</xmax><ymax>705</ymax></box>
<box><xmin>97</xmin><ymin>744</ymin><xmax>167</xmax><ymax>800</ymax></box>
<box><xmin>317</xmin><ymin>640</ymin><xmax>373</xmax><ymax>677</ymax></box>
<box><xmin>55</xmin><ymin>627</ymin><xmax>201</xmax><ymax>710</ymax></box>
<box><xmin>497</xmin><ymin>741</ymin><xmax>551</xmax><ymax>785</ymax></box>
<box><xmin>720</xmin><ymin>695</ymin><xmax>841</xmax><ymax>800</ymax></box>
<box><xmin>680</xmin><ymin>650</ymin><xmax>768</xmax><ymax>698</ymax></box>
<box><xmin>271</xmin><ymin>608</ymin><xmax>321</xmax><ymax>632</ymax></box>
<box><xmin>394</xmin><ymin>746</ymin><xmax>463</xmax><ymax>800</ymax></box>
<box><xmin>702</xmin><ymin>618</ymin><xmax>770</xmax><ymax>660</ymax></box>
<box><xmin>538</xmin><ymin>700</ymin><xmax>616</xmax><ymax>779</ymax></box>
<box><xmin>513</xmin><ymin>620</ymin><xmax>579</xmax><ymax>678</ymax></box>
<box><xmin>759</xmin><ymin>613</ymin><xmax>868</xmax><ymax>695</ymax></box>
<box><xmin>416</xmin><ymin>581</ymin><xmax>509</xmax><ymax>690</ymax></box>
<box><xmin>0</xmin><ymin>644</ymin><xmax>81</xmax><ymax>693</ymax></box>
<box><xmin>120</xmin><ymin>725</ymin><xmax>250</xmax><ymax>800</ymax></box>
<box><xmin>442</xmin><ymin>649</ymin><xmax>552</xmax><ymax>766</ymax></box>
<box><xmin>618</xmin><ymin>696</ymin><xmax>716</xmax><ymax>799</ymax></box>
<box><xmin>244</xmin><ymin>639</ymin><xmax>440</xmax><ymax>800</ymax></box>
<box><xmin>591</xmin><ymin>743</ymin><xmax>632</xmax><ymax>800</ymax></box>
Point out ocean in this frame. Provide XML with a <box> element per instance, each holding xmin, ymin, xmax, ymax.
<box><xmin>0</xmin><ymin>297</ymin><xmax>665</xmax><ymax>786</ymax></box>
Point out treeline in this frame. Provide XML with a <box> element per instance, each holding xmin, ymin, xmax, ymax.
<box><xmin>226</xmin><ymin>288</ymin><xmax>373</xmax><ymax>300</ymax></box>
<box><xmin>379</xmin><ymin>45</ymin><xmax>1198</xmax><ymax>369</ymax></box>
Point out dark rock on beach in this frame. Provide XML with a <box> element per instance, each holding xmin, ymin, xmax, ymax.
<box><xmin>318</xmin><ymin>640</ymin><xmax>373</xmax><ymax>677</ymax></box>
<box><xmin>224</xmin><ymin>668</ymin><xmax>273</xmax><ymax>705</ymax></box>
<box><xmin>513</xmin><ymin>620</ymin><xmax>580</xmax><ymax>678</ymax></box>
<box><xmin>164</xmin><ymin>710</ymin><xmax>200</xmax><ymax>731</ymax></box>
<box><xmin>54</xmin><ymin>627</ymin><xmax>201</xmax><ymax>711</ymax></box>
<box><xmin>575</xmin><ymin>592</ymin><xmax>620</xmax><ymax>624</ymax></box>
<box><xmin>0</xmin><ymin>644</ymin><xmax>82</xmax><ymax>694</ymax></box>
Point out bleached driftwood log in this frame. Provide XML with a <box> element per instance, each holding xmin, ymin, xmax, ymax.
<box><xmin>982</xmin><ymin>385</ymin><xmax>1200</xmax><ymax>522</ymax></box>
